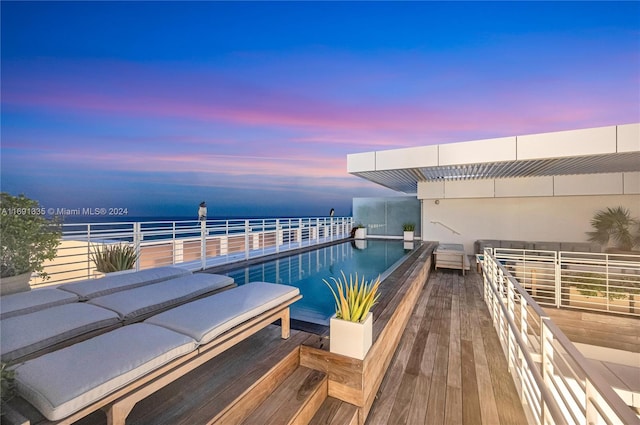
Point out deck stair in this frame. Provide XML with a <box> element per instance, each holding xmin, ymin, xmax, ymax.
<box><xmin>309</xmin><ymin>397</ymin><xmax>359</xmax><ymax>425</ymax></box>
<box><xmin>237</xmin><ymin>365</ymin><xmax>327</xmax><ymax>425</ymax></box>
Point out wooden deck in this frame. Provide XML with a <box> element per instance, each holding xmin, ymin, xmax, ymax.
<box><xmin>364</xmin><ymin>267</ymin><xmax>527</xmax><ymax>425</ymax></box>
<box><xmin>8</xmin><ymin>245</ymin><xmax>529</xmax><ymax>425</ymax></box>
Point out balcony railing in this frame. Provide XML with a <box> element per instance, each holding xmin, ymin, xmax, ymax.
<box><xmin>481</xmin><ymin>249</ymin><xmax>639</xmax><ymax>425</ymax></box>
<box><xmin>31</xmin><ymin>217</ymin><xmax>353</xmax><ymax>287</ymax></box>
<box><xmin>491</xmin><ymin>248</ymin><xmax>640</xmax><ymax>318</ymax></box>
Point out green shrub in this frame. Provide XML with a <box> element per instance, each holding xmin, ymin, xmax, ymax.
<box><xmin>1</xmin><ymin>362</ymin><xmax>15</xmax><ymax>411</ymax></box>
<box><xmin>0</xmin><ymin>193</ymin><xmax>61</xmax><ymax>279</ymax></box>
<box><xmin>402</xmin><ymin>223</ymin><xmax>415</xmax><ymax>232</ymax></box>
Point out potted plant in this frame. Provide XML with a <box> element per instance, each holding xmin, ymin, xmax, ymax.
<box><xmin>90</xmin><ymin>243</ymin><xmax>139</xmax><ymax>276</ymax></box>
<box><xmin>323</xmin><ymin>271</ymin><xmax>381</xmax><ymax>359</ymax></box>
<box><xmin>352</xmin><ymin>223</ymin><xmax>367</xmax><ymax>240</ymax></box>
<box><xmin>586</xmin><ymin>206</ymin><xmax>640</xmax><ymax>252</ymax></box>
<box><xmin>0</xmin><ymin>193</ymin><xmax>61</xmax><ymax>295</ymax></box>
<box><xmin>403</xmin><ymin>223</ymin><xmax>415</xmax><ymax>241</ymax></box>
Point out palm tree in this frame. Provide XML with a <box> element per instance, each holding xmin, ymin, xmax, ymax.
<box><xmin>586</xmin><ymin>206</ymin><xmax>639</xmax><ymax>251</ymax></box>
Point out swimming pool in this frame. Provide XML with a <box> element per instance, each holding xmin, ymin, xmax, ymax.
<box><xmin>225</xmin><ymin>239</ymin><xmax>413</xmax><ymax>325</ymax></box>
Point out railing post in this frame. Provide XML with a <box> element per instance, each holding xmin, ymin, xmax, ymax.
<box><xmin>133</xmin><ymin>222</ymin><xmax>142</xmax><ymax>271</ymax></box>
<box><xmin>555</xmin><ymin>252</ymin><xmax>562</xmax><ymax>308</ymax></box>
<box><xmin>87</xmin><ymin>224</ymin><xmax>92</xmax><ymax>279</ymax></box>
<box><xmin>245</xmin><ymin>220</ymin><xmax>250</xmax><ymax>260</ymax></box>
<box><xmin>276</xmin><ymin>219</ymin><xmax>281</xmax><ymax>253</ymax></box>
<box><xmin>540</xmin><ymin>321</ymin><xmax>554</xmax><ymax>425</ymax></box>
<box><xmin>585</xmin><ymin>379</ymin><xmax>598</xmax><ymax>425</ymax></box>
<box><xmin>200</xmin><ymin>220</ymin><xmax>207</xmax><ymax>270</ymax></box>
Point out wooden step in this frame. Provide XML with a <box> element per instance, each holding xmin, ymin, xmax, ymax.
<box><xmin>240</xmin><ymin>366</ymin><xmax>327</xmax><ymax>425</ymax></box>
<box><xmin>309</xmin><ymin>397</ymin><xmax>359</xmax><ymax>425</ymax></box>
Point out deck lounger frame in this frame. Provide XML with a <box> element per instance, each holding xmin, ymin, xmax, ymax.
<box><xmin>12</xmin><ymin>283</ymin><xmax>301</xmax><ymax>425</ymax></box>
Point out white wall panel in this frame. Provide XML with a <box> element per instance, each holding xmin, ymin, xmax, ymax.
<box><xmin>421</xmin><ymin>194</ymin><xmax>640</xmax><ymax>254</ymax></box>
<box><xmin>417</xmin><ymin>181</ymin><xmax>444</xmax><ymax>199</ymax></box>
<box><xmin>347</xmin><ymin>152</ymin><xmax>376</xmax><ymax>172</ymax></box>
<box><xmin>375</xmin><ymin>145</ymin><xmax>438</xmax><ymax>170</ymax></box>
<box><xmin>623</xmin><ymin>172</ymin><xmax>640</xmax><ymax>194</ymax></box>
<box><xmin>444</xmin><ymin>179</ymin><xmax>494</xmax><ymax>198</ymax></box>
<box><xmin>517</xmin><ymin>126</ymin><xmax>616</xmax><ymax>159</ymax></box>
<box><xmin>618</xmin><ymin>123</ymin><xmax>640</xmax><ymax>153</ymax></box>
<box><xmin>438</xmin><ymin>136</ymin><xmax>516</xmax><ymax>165</ymax></box>
<box><xmin>495</xmin><ymin>176</ymin><xmax>553</xmax><ymax>198</ymax></box>
<box><xmin>554</xmin><ymin>173</ymin><xmax>623</xmax><ymax>196</ymax></box>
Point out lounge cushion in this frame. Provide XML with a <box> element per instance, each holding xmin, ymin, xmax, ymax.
<box><xmin>146</xmin><ymin>282</ymin><xmax>300</xmax><ymax>345</ymax></box>
<box><xmin>58</xmin><ymin>266</ymin><xmax>192</xmax><ymax>300</ymax></box>
<box><xmin>13</xmin><ymin>323</ymin><xmax>197</xmax><ymax>421</ymax></box>
<box><xmin>0</xmin><ymin>288</ymin><xmax>79</xmax><ymax>319</ymax></box>
<box><xmin>1</xmin><ymin>303</ymin><xmax>120</xmax><ymax>363</ymax></box>
<box><xmin>87</xmin><ymin>273</ymin><xmax>235</xmax><ymax>322</ymax></box>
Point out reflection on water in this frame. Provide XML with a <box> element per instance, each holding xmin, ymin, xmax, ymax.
<box><xmin>226</xmin><ymin>239</ymin><xmax>413</xmax><ymax>325</ymax></box>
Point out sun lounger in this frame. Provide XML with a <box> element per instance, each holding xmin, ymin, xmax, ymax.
<box><xmin>1</xmin><ymin>303</ymin><xmax>121</xmax><ymax>363</ymax></box>
<box><xmin>58</xmin><ymin>266</ymin><xmax>192</xmax><ymax>300</ymax></box>
<box><xmin>87</xmin><ymin>273</ymin><xmax>235</xmax><ymax>322</ymax></box>
<box><xmin>12</xmin><ymin>282</ymin><xmax>301</xmax><ymax>424</ymax></box>
<box><xmin>0</xmin><ymin>288</ymin><xmax>79</xmax><ymax>320</ymax></box>
<box><xmin>1</xmin><ymin>273</ymin><xmax>235</xmax><ymax>363</ymax></box>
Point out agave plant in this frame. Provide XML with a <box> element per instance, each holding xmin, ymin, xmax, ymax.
<box><xmin>586</xmin><ymin>206</ymin><xmax>639</xmax><ymax>251</ymax></box>
<box><xmin>91</xmin><ymin>243</ymin><xmax>139</xmax><ymax>273</ymax></box>
<box><xmin>323</xmin><ymin>271</ymin><xmax>381</xmax><ymax>323</ymax></box>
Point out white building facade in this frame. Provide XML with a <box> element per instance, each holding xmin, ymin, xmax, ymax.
<box><xmin>348</xmin><ymin>123</ymin><xmax>640</xmax><ymax>254</ymax></box>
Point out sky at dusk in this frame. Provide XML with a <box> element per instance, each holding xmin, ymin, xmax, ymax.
<box><xmin>1</xmin><ymin>1</ymin><xmax>638</xmax><ymax>220</ymax></box>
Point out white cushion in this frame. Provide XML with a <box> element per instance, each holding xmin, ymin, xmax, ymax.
<box><xmin>13</xmin><ymin>323</ymin><xmax>197</xmax><ymax>421</ymax></box>
<box><xmin>1</xmin><ymin>303</ymin><xmax>120</xmax><ymax>362</ymax></box>
<box><xmin>58</xmin><ymin>266</ymin><xmax>191</xmax><ymax>300</ymax></box>
<box><xmin>0</xmin><ymin>288</ymin><xmax>78</xmax><ymax>319</ymax></box>
<box><xmin>146</xmin><ymin>282</ymin><xmax>300</xmax><ymax>345</ymax></box>
<box><xmin>88</xmin><ymin>274</ymin><xmax>234</xmax><ymax>322</ymax></box>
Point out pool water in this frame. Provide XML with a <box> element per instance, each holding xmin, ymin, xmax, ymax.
<box><xmin>225</xmin><ymin>239</ymin><xmax>413</xmax><ymax>325</ymax></box>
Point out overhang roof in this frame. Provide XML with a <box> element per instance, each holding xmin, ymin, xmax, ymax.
<box><xmin>348</xmin><ymin>124</ymin><xmax>640</xmax><ymax>193</ymax></box>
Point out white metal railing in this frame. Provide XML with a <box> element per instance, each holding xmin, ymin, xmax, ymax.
<box><xmin>492</xmin><ymin>248</ymin><xmax>640</xmax><ymax>318</ymax></box>
<box><xmin>30</xmin><ymin>216</ymin><xmax>353</xmax><ymax>287</ymax></box>
<box><xmin>482</xmin><ymin>249</ymin><xmax>639</xmax><ymax>425</ymax></box>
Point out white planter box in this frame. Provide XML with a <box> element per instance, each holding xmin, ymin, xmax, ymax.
<box><xmin>329</xmin><ymin>312</ymin><xmax>373</xmax><ymax>360</ymax></box>
<box><xmin>403</xmin><ymin>231</ymin><xmax>414</xmax><ymax>241</ymax></box>
<box><xmin>354</xmin><ymin>228</ymin><xmax>367</xmax><ymax>240</ymax></box>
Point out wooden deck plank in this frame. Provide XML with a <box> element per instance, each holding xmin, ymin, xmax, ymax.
<box><xmin>365</xmin><ymin>266</ymin><xmax>527</xmax><ymax>425</ymax></box>
<box><xmin>465</xmin><ymin>272</ymin><xmax>501</xmax><ymax>425</ymax></box>
<box><xmin>363</xmin><ymin>268</ymin><xmax>434</xmax><ymax>425</ymax></box>
<box><xmin>309</xmin><ymin>397</ymin><xmax>359</xmax><ymax>425</ymax></box>
<box><xmin>239</xmin><ymin>366</ymin><xmax>326</xmax><ymax>425</ymax></box>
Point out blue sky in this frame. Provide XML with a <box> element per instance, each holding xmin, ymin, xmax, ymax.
<box><xmin>1</xmin><ymin>1</ymin><xmax>638</xmax><ymax>219</ymax></box>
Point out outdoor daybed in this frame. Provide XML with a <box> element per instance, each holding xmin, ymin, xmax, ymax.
<box><xmin>1</xmin><ymin>273</ymin><xmax>235</xmax><ymax>363</ymax></box>
<box><xmin>0</xmin><ymin>266</ymin><xmax>191</xmax><ymax>319</ymax></box>
<box><xmin>434</xmin><ymin>243</ymin><xmax>471</xmax><ymax>275</ymax></box>
<box><xmin>11</xmin><ymin>282</ymin><xmax>301</xmax><ymax>425</ymax></box>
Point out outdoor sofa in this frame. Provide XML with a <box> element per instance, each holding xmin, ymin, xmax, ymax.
<box><xmin>10</xmin><ymin>282</ymin><xmax>301</xmax><ymax>425</ymax></box>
